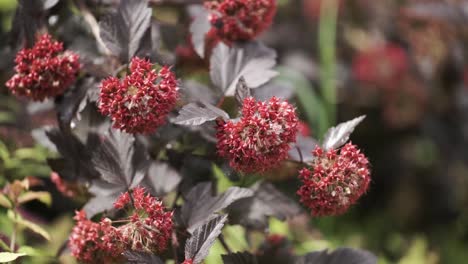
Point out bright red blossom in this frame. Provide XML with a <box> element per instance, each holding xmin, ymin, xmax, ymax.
<box><xmin>297</xmin><ymin>143</ymin><xmax>371</xmax><ymax>216</ymax></box>
<box><xmin>5</xmin><ymin>33</ymin><xmax>80</xmax><ymax>101</ymax></box>
<box><xmin>217</xmin><ymin>97</ymin><xmax>298</xmax><ymax>173</ymax></box>
<box><xmin>204</xmin><ymin>0</ymin><xmax>276</xmax><ymax>42</ymax></box>
<box><xmin>98</xmin><ymin>57</ymin><xmax>179</xmax><ymax>134</ymax></box>
<box><xmin>116</xmin><ymin>187</ymin><xmax>173</xmax><ymax>253</ymax></box>
<box><xmin>69</xmin><ymin>211</ymin><xmax>124</xmax><ymax>264</ymax></box>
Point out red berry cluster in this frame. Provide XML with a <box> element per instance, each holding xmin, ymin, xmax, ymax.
<box><xmin>297</xmin><ymin>143</ymin><xmax>371</xmax><ymax>216</ymax></box>
<box><xmin>69</xmin><ymin>211</ymin><xmax>124</xmax><ymax>264</ymax></box>
<box><xmin>204</xmin><ymin>0</ymin><xmax>276</xmax><ymax>42</ymax></box>
<box><xmin>98</xmin><ymin>57</ymin><xmax>179</xmax><ymax>134</ymax></box>
<box><xmin>116</xmin><ymin>187</ymin><xmax>173</xmax><ymax>253</ymax></box>
<box><xmin>352</xmin><ymin>43</ymin><xmax>408</xmax><ymax>89</ymax></box>
<box><xmin>217</xmin><ymin>97</ymin><xmax>298</xmax><ymax>173</ymax></box>
<box><xmin>69</xmin><ymin>188</ymin><xmax>173</xmax><ymax>263</ymax></box>
<box><xmin>5</xmin><ymin>33</ymin><xmax>80</xmax><ymax>101</ymax></box>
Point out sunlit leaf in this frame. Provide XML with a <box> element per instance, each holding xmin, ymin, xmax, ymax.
<box><xmin>322</xmin><ymin>116</ymin><xmax>365</xmax><ymax>150</ymax></box>
<box><xmin>7</xmin><ymin>210</ymin><xmax>51</xmax><ymax>241</ymax></box>
<box><xmin>18</xmin><ymin>191</ymin><xmax>52</xmax><ymax>206</ymax></box>
<box><xmin>0</xmin><ymin>252</ymin><xmax>27</xmax><ymax>263</ymax></box>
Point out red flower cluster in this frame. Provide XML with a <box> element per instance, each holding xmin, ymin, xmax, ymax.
<box><xmin>352</xmin><ymin>43</ymin><xmax>408</xmax><ymax>89</ymax></box>
<box><xmin>205</xmin><ymin>0</ymin><xmax>276</xmax><ymax>42</ymax></box>
<box><xmin>69</xmin><ymin>211</ymin><xmax>124</xmax><ymax>264</ymax></box>
<box><xmin>116</xmin><ymin>187</ymin><xmax>173</xmax><ymax>253</ymax></box>
<box><xmin>98</xmin><ymin>57</ymin><xmax>178</xmax><ymax>134</ymax></box>
<box><xmin>217</xmin><ymin>97</ymin><xmax>298</xmax><ymax>173</ymax></box>
<box><xmin>297</xmin><ymin>143</ymin><xmax>371</xmax><ymax>216</ymax></box>
<box><xmin>5</xmin><ymin>33</ymin><xmax>80</xmax><ymax>101</ymax></box>
<box><xmin>182</xmin><ymin>259</ymin><xmax>194</xmax><ymax>264</ymax></box>
<box><xmin>50</xmin><ymin>172</ymin><xmax>77</xmax><ymax>198</ymax></box>
<box><xmin>69</xmin><ymin>188</ymin><xmax>173</xmax><ymax>263</ymax></box>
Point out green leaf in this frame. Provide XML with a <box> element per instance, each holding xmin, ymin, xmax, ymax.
<box><xmin>0</xmin><ymin>194</ymin><xmax>12</xmax><ymax>208</ymax></box>
<box><xmin>7</xmin><ymin>210</ymin><xmax>51</xmax><ymax>241</ymax></box>
<box><xmin>0</xmin><ymin>140</ymin><xmax>10</xmax><ymax>163</ymax></box>
<box><xmin>17</xmin><ymin>245</ymin><xmax>53</xmax><ymax>257</ymax></box>
<box><xmin>0</xmin><ymin>252</ymin><xmax>27</xmax><ymax>263</ymax></box>
<box><xmin>18</xmin><ymin>191</ymin><xmax>52</xmax><ymax>206</ymax></box>
<box><xmin>0</xmin><ymin>239</ymin><xmax>11</xmax><ymax>251</ymax></box>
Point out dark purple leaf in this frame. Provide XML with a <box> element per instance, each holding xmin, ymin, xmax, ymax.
<box><xmin>185</xmin><ymin>215</ymin><xmax>228</xmax><ymax>264</ymax></box>
<box><xmin>172</xmin><ymin>102</ymin><xmax>229</xmax><ymax>126</ymax></box>
<box><xmin>322</xmin><ymin>116</ymin><xmax>365</xmax><ymax>151</ymax></box>
<box><xmin>143</xmin><ymin>161</ymin><xmax>182</xmax><ymax>197</ymax></box>
<box><xmin>99</xmin><ymin>0</ymin><xmax>152</xmax><ymax>62</ymax></box>
<box><xmin>181</xmin><ymin>80</ymin><xmax>217</xmax><ymax>105</ymax></box>
<box><xmin>228</xmin><ymin>182</ymin><xmax>302</xmax><ymax>230</ymax></box>
<box><xmin>222</xmin><ymin>252</ymin><xmax>257</xmax><ymax>264</ymax></box>
<box><xmin>10</xmin><ymin>0</ymin><xmax>46</xmax><ymax>48</ymax></box>
<box><xmin>235</xmin><ymin>77</ymin><xmax>251</xmax><ymax>105</ymax></box>
<box><xmin>55</xmin><ymin>78</ymin><xmax>99</xmax><ymax>131</ymax></box>
<box><xmin>124</xmin><ymin>250</ymin><xmax>164</xmax><ymax>264</ymax></box>
<box><xmin>252</xmin><ymin>81</ymin><xmax>295</xmax><ymax>101</ymax></box>
<box><xmin>295</xmin><ymin>248</ymin><xmax>377</xmax><ymax>264</ymax></box>
<box><xmin>181</xmin><ymin>182</ymin><xmax>253</xmax><ymax>231</ymax></box>
<box><xmin>90</xmin><ymin>128</ymin><xmax>149</xmax><ymax>187</ymax></box>
<box><xmin>188</xmin><ymin>5</ymin><xmax>212</xmax><ymax>58</ymax></box>
<box><xmin>210</xmin><ymin>42</ymin><xmax>278</xmax><ymax>96</ymax></box>
<box><xmin>288</xmin><ymin>135</ymin><xmax>319</xmax><ymax>163</ymax></box>
<box><xmin>45</xmin><ymin>128</ymin><xmax>99</xmax><ymax>182</ymax></box>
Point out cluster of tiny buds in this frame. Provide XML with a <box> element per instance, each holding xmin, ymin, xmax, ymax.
<box><xmin>69</xmin><ymin>187</ymin><xmax>173</xmax><ymax>263</ymax></box>
<box><xmin>216</xmin><ymin>96</ymin><xmax>298</xmax><ymax>173</ymax></box>
<box><xmin>297</xmin><ymin>143</ymin><xmax>371</xmax><ymax>216</ymax></box>
<box><xmin>204</xmin><ymin>0</ymin><xmax>277</xmax><ymax>42</ymax></box>
<box><xmin>98</xmin><ymin>57</ymin><xmax>179</xmax><ymax>134</ymax></box>
<box><xmin>5</xmin><ymin>33</ymin><xmax>80</xmax><ymax>101</ymax></box>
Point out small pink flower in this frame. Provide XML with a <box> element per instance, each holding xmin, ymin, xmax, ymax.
<box><xmin>5</xmin><ymin>33</ymin><xmax>80</xmax><ymax>101</ymax></box>
<box><xmin>297</xmin><ymin>143</ymin><xmax>371</xmax><ymax>216</ymax></box>
<box><xmin>205</xmin><ymin>0</ymin><xmax>276</xmax><ymax>42</ymax></box>
<box><xmin>98</xmin><ymin>57</ymin><xmax>179</xmax><ymax>134</ymax></box>
<box><xmin>216</xmin><ymin>97</ymin><xmax>298</xmax><ymax>173</ymax></box>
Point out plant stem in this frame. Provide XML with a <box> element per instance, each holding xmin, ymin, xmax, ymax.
<box><xmin>10</xmin><ymin>208</ymin><xmax>17</xmax><ymax>253</ymax></box>
<box><xmin>318</xmin><ymin>0</ymin><xmax>339</xmax><ymax>129</ymax></box>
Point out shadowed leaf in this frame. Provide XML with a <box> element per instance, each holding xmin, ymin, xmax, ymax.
<box><xmin>124</xmin><ymin>251</ymin><xmax>164</xmax><ymax>264</ymax></box>
<box><xmin>172</xmin><ymin>102</ymin><xmax>229</xmax><ymax>126</ymax></box>
<box><xmin>210</xmin><ymin>42</ymin><xmax>278</xmax><ymax>96</ymax></box>
<box><xmin>100</xmin><ymin>0</ymin><xmax>152</xmax><ymax>62</ymax></box>
<box><xmin>185</xmin><ymin>215</ymin><xmax>228</xmax><ymax>264</ymax></box>
<box><xmin>181</xmin><ymin>182</ymin><xmax>253</xmax><ymax>231</ymax></box>
<box><xmin>188</xmin><ymin>5</ymin><xmax>212</xmax><ymax>58</ymax></box>
<box><xmin>235</xmin><ymin>77</ymin><xmax>251</xmax><ymax>105</ymax></box>
<box><xmin>228</xmin><ymin>182</ymin><xmax>302</xmax><ymax>230</ymax></box>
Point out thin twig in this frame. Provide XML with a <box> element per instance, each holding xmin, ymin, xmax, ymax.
<box><xmin>74</xmin><ymin>0</ymin><xmax>112</xmax><ymax>56</ymax></box>
<box><xmin>296</xmin><ymin>146</ymin><xmax>304</xmax><ymax>164</ymax></box>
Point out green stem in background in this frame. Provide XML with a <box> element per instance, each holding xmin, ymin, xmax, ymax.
<box><xmin>10</xmin><ymin>207</ymin><xmax>17</xmax><ymax>253</ymax></box>
<box><xmin>318</xmin><ymin>0</ymin><xmax>339</xmax><ymax>130</ymax></box>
